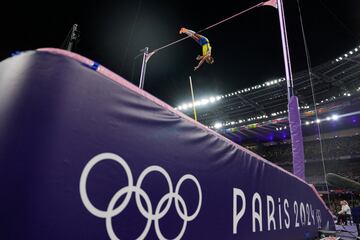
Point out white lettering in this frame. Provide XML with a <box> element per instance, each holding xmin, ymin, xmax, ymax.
<box><xmin>231</xmin><ymin>187</ymin><xmax>323</xmax><ymax>234</ymax></box>
<box><xmin>233</xmin><ymin>188</ymin><xmax>246</xmax><ymax>234</ymax></box>
<box><xmin>316</xmin><ymin>210</ymin><xmax>322</xmax><ymax>228</ymax></box>
<box><xmin>306</xmin><ymin>204</ymin><xmax>311</xmax><ymax>226</ymax></box>
<box><xmin>294</xmin><ymin>201</ymin><xmax>300</xmax><ymax>228</ymax></box>
<box><xmin>311</xmin><ymin>205</ymin><xmax>315</xmax><ymax>225</ymax></box>
<box><xmin>267</xmin><ymin>195</ymin><xmax>276</xmax><ymax>231</ymax></box>
<box><xmin>284</xmin><ymin>199</ymin><xmax>290</xmax><ymax>229</ymax></box>
<box><xmin>300</xmin><ymin>202</ymin><xmax>306</xmax><ymax>226</ymax></box>
<box><xmin>278</xmin><ymin>198</ymin><xmax>282</xmax><ymax>230</ymax></box>
<box><xmin>252</xmin><ymin>193</ymin><xmax>263</xmax><ymax>232</ymax></box>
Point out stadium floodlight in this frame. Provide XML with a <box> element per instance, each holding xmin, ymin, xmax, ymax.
<box><xmin>335</xmin><ymin>59</ymin><xmax>339</xmax><ymax>62</ymax></box>
<box><xmin>326</xmin><ymin>117</ymin><xmax>331</xmax><ymax>121</ymax></box>
<box><xmin>316</xmin><ymin>119</ymin><xmax>321</xmax><ymax>124</ymax></box>
<box><xmin>339</xmin><ymin>57</ymin><xmax>343</xmax><ymax>60</ymax></box>
<box><xmin>345</xmin><ymin>54</ymin><xmax>348</xmax><ymax>57</ymax></box>
<box><xmin>355</xmin><ymin>48</ymin><xmax>358</xmax><ymax>52</ymax></box>
<box><xmin>305</xmin><ymin>121</ymin><xmax>309</xmax><ymax>125</ymax></box>
<box><xmin>201</xmin><ymin>99</ymin><xmax>209</xmax><ymax>105</ymax></box>
<box><xmin>210</xmin><ymin>97</ymin><xmax>216</xmax><ymax>103</ymax></box>
<box><xmin>331</xmin><ymin>114</ymin><xmax>339</xmax><ymax>121</ymax></box>
<box><xmin>214</xmin><ymin>122</ymin><xmax>222</xmax><ymax>129</ymax></box>
<box><xmin>349</xmin><ymin>51</ymin><xmax>353</xmax><ymax>55</ymax></box>
<box><xmin>216</xmin><ymin>96</ymin><xmax>221</xmax><ymax>101</ymax></box>
<box><xmin>347</xmin><ymin>93</ymin><xmax>351</xmax><ymax>97</ymax></box>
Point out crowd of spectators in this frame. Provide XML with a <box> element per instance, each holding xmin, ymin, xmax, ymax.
<box><xmin>245</xmin><ymin>135</ymin><xmax>360</xmax><ymax>185</ymax></box>
<box><xmin>252</xmin><ymin>135</ymin><xmax>360</xmax><ymax>164</ymax></box>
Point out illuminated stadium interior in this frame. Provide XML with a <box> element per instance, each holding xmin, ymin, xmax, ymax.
<box><xmin>174</xmin><ymin>44</ymin><xmax>360</xmax><ymax>192</ymax></box>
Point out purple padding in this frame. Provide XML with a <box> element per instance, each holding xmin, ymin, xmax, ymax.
<box><xmin>288</xmin><ymin>96</ymin><xmax>305</xmax><ymax>180</ymax></box>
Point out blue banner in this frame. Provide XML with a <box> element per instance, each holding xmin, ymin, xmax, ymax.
<box><xmin>0</xmin><ymin>50</ymin><xmax>335</xmax><ymax>239</ymax></box>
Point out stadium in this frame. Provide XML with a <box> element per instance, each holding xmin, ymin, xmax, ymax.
<box><xmin>0</xmin><ymin>0</ymin><xmax>359</xmax><ymax>239</ymax></box>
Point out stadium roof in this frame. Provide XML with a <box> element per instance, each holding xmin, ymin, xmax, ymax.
<box><xmin>174</xmin><ymin>44</ymin><xmax>360</xmax><ymax>135</ymax></box>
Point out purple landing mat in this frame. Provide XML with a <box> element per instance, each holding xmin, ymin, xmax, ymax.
<box><xmin>0</xmin><ymin>49</ymin><xmax>334</xmax><ymax>239</ymax></box>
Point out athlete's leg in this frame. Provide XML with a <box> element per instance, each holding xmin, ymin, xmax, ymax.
<box><xmin>194</xmin><ymin>33</ymin><xmax>205</xmax><ymax>40</ymax></box>
<box><xmin>179</xmin><ymin>28</ymin><xmax>200</xmax><ymax>42</ymax></box>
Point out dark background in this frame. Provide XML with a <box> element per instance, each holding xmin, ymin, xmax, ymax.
<box><xmin>1</xmin><ymin>0</ymin><xmax>359</xmax><ymax>106</ymax></box>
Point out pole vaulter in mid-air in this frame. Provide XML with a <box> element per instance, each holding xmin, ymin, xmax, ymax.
<box><xmin>138</xmin><ymin>0</ymin><xmax>276</xmax><ymax>88</ymax></box>
<box><xmin>179</xmin><ymin>28</ymin><xmax>214</xmax><ymax>71</ymax></box>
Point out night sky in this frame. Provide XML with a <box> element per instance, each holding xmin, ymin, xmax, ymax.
<box><xmin>1</xmin><ymin>0</ymin><xmax>359</xmax><ymax>106</ymax></box>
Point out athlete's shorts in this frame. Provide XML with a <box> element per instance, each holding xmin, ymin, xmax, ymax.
<box><xmin>199</xmin><ymin>37</ymin><xmax>211</xmax><ymax>56</ymax></box>
<box><xmin>202</xmin><ymin>44</ymin><xmax>211</xmax><ymax>56</ymax></box>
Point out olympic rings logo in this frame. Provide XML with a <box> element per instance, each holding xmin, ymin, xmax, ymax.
<box><xmin>79</xmin><ymin>153</ymin><xmax>202</xmax><ymax>240</ymax></box>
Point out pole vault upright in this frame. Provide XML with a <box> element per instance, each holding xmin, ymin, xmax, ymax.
<box><xmin>277</xmin><ymin>0</ymin><xmax>305</xmax><ymax>180</ymax></box>
<box><xmin>139</xmin><ymin>47</ymin><xmax>148</xmax><ymax>89</ymax></box>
